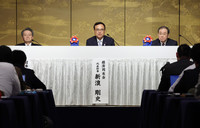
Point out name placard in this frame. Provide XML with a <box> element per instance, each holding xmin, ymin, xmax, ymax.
<box><xmin>92</xmin><ymin>59</ymin><xmax>108</xmax><ymax>105</ymax></box>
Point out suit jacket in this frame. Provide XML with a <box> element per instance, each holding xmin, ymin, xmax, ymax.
<box><xmin>15</xmin><ymin>65</ymin><xmax>46</xmax><ymax>90</ymax></box>
<box><xmin>174</xmin><ymin>67</ymin><xmax>200</xmax><ymax>93</ymax></box>
<box><xmin>16</xmin><ymin>43</ymin><xmax>41</xmax><ymax>46</ymax></box>
<box><xmin>158</xmin><ymin>59</ymin><xmax>193</xmax><ymax>91</ymax></box>
<box><xmin>86</xmin><ymin>35</ymin><xmax>115</xmax><ymax>46</ymax></box>
<box><xmin>151</xmin><ymin>38</ymin><xmax>178</xmax><ymax>46</ymax></box>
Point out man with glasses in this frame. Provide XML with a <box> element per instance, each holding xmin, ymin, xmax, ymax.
<box><xmin>86</xmin><ymin>22</ymin><xmax>115</xmax><ymax>46</ymax></box>
<box><xmin>151</xmin><ymin>26</ymin><xmax>177</xmax><ymax>46</ymax></box>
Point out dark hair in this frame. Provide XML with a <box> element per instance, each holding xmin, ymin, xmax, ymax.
<box><xmin>177</xmin><ymin>44</ymin><xmax>191</xmax><ymax>58</ymax></box>
<box><xmin>191</xmin><ymin>43</ymin><xmax>200</xmax><ymax>64</ymax></box>
<box><xmin>12</xmin><ymin>50</ymin><xmax>27</xmax><ymax>67</ymax></box>
<box><xmin>0</xmin><ymin>45</ymin><xmax>13</xmax><ymax>63</ymax></box>
<box><xmin>21</xmin><ymin>27</ymin><xmax>34</xmax><ymax>36</ymax></box>
<box><xmin>158</xmin><ymin>26</ymin><xmax>170</xmax><ymax>34</ymax></box>
<box><xmin>93</xmin><ymin>22</ymin><xmax>106</xmax><ymax>30</ymax></box>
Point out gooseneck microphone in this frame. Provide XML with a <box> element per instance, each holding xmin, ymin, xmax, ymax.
<box><xmin>107</xmin><ymin>34</ymin><xmax>120</xmax><ymax>46</ymax></box>
<box><xmin>32</xmin><ymin>39</ymin><xmax>41</xmax><ymax>45</ymax></box>
<box><xmin>179</xmin><ymin>35</ymin><xmax>193</xmax><ymax>46</ymax></box>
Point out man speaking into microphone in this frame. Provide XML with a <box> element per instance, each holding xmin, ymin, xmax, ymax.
<box><xmin>16</xmin><ymin>27</ymin><xmax>41</xmax><ymax>46</ymax></box>
<box><xmin>86</xmin><ymin>22</ymin><xmax>115</xmax><ymax>46</ymax></box>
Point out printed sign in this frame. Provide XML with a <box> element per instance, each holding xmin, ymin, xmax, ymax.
<box><xmin>92</xmin><ymin>59</ymin><xmax>108</xmax><ymax>105</ymax></box>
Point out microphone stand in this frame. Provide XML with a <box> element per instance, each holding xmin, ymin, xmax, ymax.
<box><xmin>107</xmin><ymin>34</ymin><xmax>120</xmax><ymax>46</ymax></box>
<box><xmin>179</xmin><ymin>35</ymin><xmax>193</xmax><ymax>46</ymax></box>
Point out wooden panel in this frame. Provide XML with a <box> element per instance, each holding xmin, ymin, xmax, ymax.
<box><xmin>126</xmin><ymin>0</ymin><xmax>179</xmax><ymax>46</ymax></box>
<box><xmin>180</xmin><ymin>0</ymin><xmax>200</xmax><ymax>45</ymax></box>
<box><xmin>72</xmin><ymin>0</ymin><xmax>125</xmax><ymax>46</ymax></box>
<box><xmin>17</xmin><ymin>0</ymin><xmax>70</xmax><ymax>45</ymax></box>
<box><xmin>0</xmin><ymin>0</ymin><xmax>16</xmax><ymax>45</ymax></box>
<box><xmin>0</xmin><ymin>0</ymin><xmax>199</xmax><ymax>46</ymax></box>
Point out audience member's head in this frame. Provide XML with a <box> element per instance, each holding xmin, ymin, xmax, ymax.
<box><xmin>0</xmin><ymin>45</ymin><xmax>13</xmax><ymax>63</ymax></box>
<box><xmin>191</xmin><ymin>43</ymin><xmax>200</xmax><ymax>67</ymax></box>
<box><xmin>12</xmin><ymin>50</ymin><xmax>27</xmax><ymax>67</ymax></box>
<box><xmin>176</xmin><ymin>44</ymin><xmax>191</xmax><ymax>60</ymax></box>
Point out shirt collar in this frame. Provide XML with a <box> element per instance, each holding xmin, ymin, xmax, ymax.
<box><xmin>25</xmin><ymin>43</ymin><xmax>32</xmax><ymax>46</ymax></box>
<box><xmin>97</xmin><ymin>38</ymin><xmax>103</xmax><ymax>42</ymax></box>
<box><xmin>97</xmin><ymin>38</ymin><xmax>104</xmax><ymax>46</ymax></box>
<box><xmin>160</xmin><ymin>40</ymin><xmax>167</xmax><ymax>46</ymax></box>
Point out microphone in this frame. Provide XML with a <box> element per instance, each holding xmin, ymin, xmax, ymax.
<box><xmin>107</xmin><ymin>34</ymin><xmax>120</xmax><ymax>46</ymax></box>
<box><xmin>179</xmin><ymin>35</ymin><xmax>193</xmax><ymax>46</ymax></box>
<box><xmin>32</xmin><ymin>39</ymin><xmax>41</xmax><ymax>45</ymax></box>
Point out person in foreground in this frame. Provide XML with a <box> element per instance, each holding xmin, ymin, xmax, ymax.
<box><xmin>168</xmin><ymin>63</ymin><xmax>196</xmax><ymax>92</ymax></box>
<box><xmin>86</xmin><ymin>22</ymin><xmax>115</xmax><ymax>46</ymax></box>
<box><xmin>0</xmin><ymin>45</ymin><xmax>21</xmax><ymax>97</ymax></box>
<box><xmin>152</xmin><ymin>26</ymin><xmax>178</xmax><ymax>46</ymax></box>
<box><xmin>16</xmin><ymin>27</ymin><xmax>41</xmax><ymax>46</ymax></box>
<box><xmin>12</xmin><ymin>50</ymin><xmax>46</xmax><ymax>90</ymax></box>
<box><xmin>195</xmin><ymin>73</ymin><xmax>200</xmax><ymax>96</ymax></box>
<box><xmin>157</xmin><ymin>44</ymin><xmax>193</xmax><ymax>91</ymax></box>
<box><xmin>174</xmin><ymin>43</ymin><xmax>200</xmax><ymax>93</ymax></box>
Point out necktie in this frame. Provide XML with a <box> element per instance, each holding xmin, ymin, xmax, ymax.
<box><xmin>98</xmin><ymin>40</ymin><xmax>102</xmax><ymax>46</ymax></box>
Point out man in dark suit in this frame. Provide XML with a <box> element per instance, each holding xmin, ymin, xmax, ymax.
<box><xmin>152</xmin><ymin>26</ymin><xmax>177</xmax><ymax>46</ymax></box>
<box><xmin>16</xmin><ymin>27</ymin><xmax>41</xmax><ymax>46</ymax></box>
<box><xmin>12</xmin><ymin>50</ymin><xmax>46</xmax><ymax>90</ymax></box>
<box><xmin>174</xmin><ymin>43</ymin><xmax>200</xmax><ymax>93</ymax></box>
<box><xmin>86</xmin><ymin>22</ymin><xmax>115</xmax><ymax>46</ymax></box>
<box><xmin>157</xmin><ymin>44</ymin><xmax>193</xmax><ymax>91</ymax></box>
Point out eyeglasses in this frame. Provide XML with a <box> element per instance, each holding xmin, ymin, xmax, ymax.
<box><xmin>95</xmin><ymin>29</ymin><xmax>105</xmax><ymax>32</ymax></box>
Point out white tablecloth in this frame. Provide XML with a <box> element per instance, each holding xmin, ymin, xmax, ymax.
<box><xmin>10</xmin><ymin>46</ymin><xmax>177</xmax><ymax>106</ymax></box>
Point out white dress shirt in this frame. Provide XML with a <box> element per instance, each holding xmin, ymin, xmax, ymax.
<box><xmin>160</xmin><ymin>41</ymin><xmax>167</xmax><ymax>46</ymax></box>
<box><xmin>25</xmin><ymin>43</ymin><xmax>32</xmax><ymax>46</ymax></box>
<box><xmin>97</xmin><ymin>38</ymin><xmax>104</xmax><ymax>46</ymax></box>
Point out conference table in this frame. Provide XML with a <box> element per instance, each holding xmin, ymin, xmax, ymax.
<box><xmin>10</xmin><ymin>46</ymin><xmax>177</xmax><ymax>106</ymax></box>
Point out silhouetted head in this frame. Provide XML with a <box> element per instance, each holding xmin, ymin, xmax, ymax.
<box><xmin>12</xmin><ymin>50</ymin><xmax>27</xmax><ymax>67</ymax></box>
<box><xmin>0</xmin><ymin>45</ymin><xmax>13</xmax><ymax>63</ymax></box>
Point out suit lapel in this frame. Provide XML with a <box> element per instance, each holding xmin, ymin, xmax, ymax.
<box><xmin>156</xmin><ymin>39</ymin><xmax>161</xmax><ymax>46</ymax></box>
<box><xmin>166</xmin><ymin>39</ymin><xmax>169</xmax><ymax>46</ymax></box>
<box><xmin>102</xmin><ymin>36</ymin><xmax>106</xmax><ymax>46</ymax></box>
<box><xmin>94</xmin><ymin>36</ymin><xmax>98</xmax><ymax>46</ymax></box>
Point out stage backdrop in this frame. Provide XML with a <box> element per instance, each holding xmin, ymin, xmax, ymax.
<box><xmin>0</xmin><ymin>0</ymin><xmax>199</xmax><ymax>46</ymax></box>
